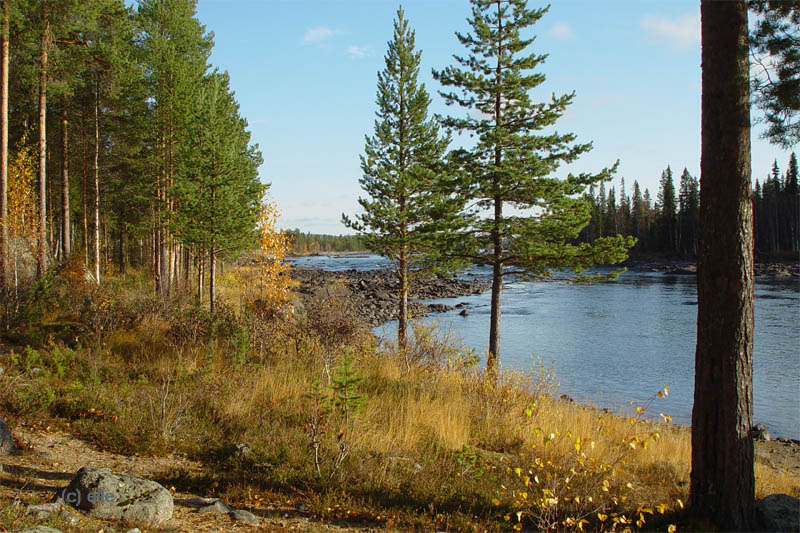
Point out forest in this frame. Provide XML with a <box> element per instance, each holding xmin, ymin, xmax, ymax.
<box><xmin>579</xmin><ymin>153</ymin><xmax>799</xmax><ymax>257</ymax></box>
<box><xmin>0</xmin><ymin>0</ymin><xmax>264</xmax><ymax>317</ymax></box>
<box><xmin>0</xmin><ymin>1</ymin><xmax>797</xmax><ymax>532</ymax></box>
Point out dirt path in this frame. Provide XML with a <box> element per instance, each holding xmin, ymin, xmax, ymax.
<box><xmin>0</xmin><ymin>425</ymin><xmax>382</xmax><ymax>532</ymax></box>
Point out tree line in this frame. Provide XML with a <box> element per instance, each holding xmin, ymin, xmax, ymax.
<box><xmin>286</xmin><ymin>230</ymin><xmax>365</xmax><ymax>255</ymax></box>
<box><xmin>577</xmin><ymin>152</ymin><xmax>799</xmax><ymax>257</ymax></box>
<box><xmin>0</xmin><ymin>0</ymin><xmax>264</xmax><ymax>315</ymax></box>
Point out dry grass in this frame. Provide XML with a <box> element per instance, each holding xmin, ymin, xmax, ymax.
<box><xmin>0</xmin><ymin>264</ymin><xmax>796</xmax><ymax>532</ymax></box>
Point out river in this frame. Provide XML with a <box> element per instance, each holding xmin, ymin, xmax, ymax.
<box><xmin>292</xmin><ymin>254</ymin><xmax>800</xmax><ymax>439</ymax></box>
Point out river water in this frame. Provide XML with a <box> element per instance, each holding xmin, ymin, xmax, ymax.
<box><xmin>293</xmin><ymin>254</ymin><xmax>800</xmax><ymax>439</ymax></box>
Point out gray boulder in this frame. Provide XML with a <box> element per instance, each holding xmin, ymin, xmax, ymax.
<box><xmin>26</xmin><ymin>501</ymin><xmax>62</xmax><ymax>519</ymax></box>
<box><xmin>229</xmin><ymin>509</ymin><xmax>260</xmax><ymax>525</ymax></box>
<box><xmin>757</xmin><ymin>493</ymin><xmax>800</xmax><ymax>532</ymax></box>
<box><xmin>60</xmin><ymin>466</ymin><xmax>173</xmax><ymax>526</ymax></box>
<box><xmin>14</xmin><ymin>528</ymin><xmax>63</xmax><ymax>533</ymax></box>
<box><xmin>1</xmin><ymin>417</ymin><xmax>16</xmax><ymax>455</ymax></box>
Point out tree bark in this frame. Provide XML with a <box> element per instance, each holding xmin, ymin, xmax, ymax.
<box><xmin>37</xmin><ymin>0</ymin><xmax>49</xmax><ymax>277</ymax></box>
<box><xmin>209</xmin><ymin>241</ymin><xmax>215</xmax><ymax>316</ymax></box>
<box><xmin>61</xmin><ymin>115</ymin><xmax>70</xmax><ymax>259</ymax></box>
<box><xmin>93</xmin><ymin>80</ymin><xmax>100</xmax><ymax>285</ymax></box>
<box><xmin>0</xmin><ymin>0</ymin><xmax>9</xmax><ymax>300</ymax></box>
<box><xmin>398</xmin><ymin>250</ymin><xmax>408</xmax><ymax>351</ymax></box>
<box><xmin>690</xmin><ymin>2</ymin><xmax>755</xmax><ymax>530</ymax></box>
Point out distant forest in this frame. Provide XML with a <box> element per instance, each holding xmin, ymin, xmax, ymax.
<box><xmin>578</xmin><ymin>153</ymin><xmax>799</xmax><ymax>257</ymax></box>
<box><xmin>287</xmin><ymin>230</ymin><xmax>365</xmax><ymax>254</ymax></box>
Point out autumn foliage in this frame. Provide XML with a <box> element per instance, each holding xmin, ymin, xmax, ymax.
<box><xmin>250</xmin><ymin>197</ymin><xmax>293</xmax><ymax>315</ymax></box>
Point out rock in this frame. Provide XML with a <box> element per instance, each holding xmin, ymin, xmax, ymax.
<box><xmin>58</xmin><ymin>510</ymin><xmax>80</xmax><ymax>525</ymax></box>
<box><xmin>227</xmin><ymin>442</ymin><xmax>251</xmax><ymax>457</ymax></box>
<box><xmin>560</xmin><ymin>394</ymin><xmax>575</xmax><ymax>403</ymax></box>
<box><xmin>197</xmin><ymin>500</ymin><xmax>233</xmax><ymax>514</ymax></box>
<box><xmin>752</xmin><ymin>424</ymin><xmax>771</xmax><ymax>441</ymax></box>
<box><xmin>459</xmin><ymin>309</ymin><xmax>469</xmax><ymax>316</ymax></box>
<box><xmin>26</xmin><ymin>501</ymin><xmax>62</xmax><ymax>519</ymax></box>
<box><xmin>756</xmin><ymin>493</ymin><xmax>800</xmax><ymax>532</ymax></box>
<box><xmin>125</xmin><ymin>529</ymin><xmax>142</xmax><ymax>533</ymax></box>
<box><xmin>29</xmin><ymin>367</ymin><xmax>43</xmax><ymax>376</ymax></box>
<box><xmin>295</xmin><ymin>502</ymin><xmax>309</xmax><ymax>513</ymax></box>
<box><xmin>14</xmin><ymin>527</ymin><xmax>63</xmax><ymax>533</ymax></box>
<box><xmin>0</xmin><ymin>417</ymin><xmax>16</xmax><ymax>455</ymax></box>
<box><xmin>60</xmin><ymin>466</ymin><xmax>173</xmax><ymax>526</ymax></box>
<box><xmin>229</xmin><ymin>509</ymin><xmax>260</xmax><ymax>525</ymax></box>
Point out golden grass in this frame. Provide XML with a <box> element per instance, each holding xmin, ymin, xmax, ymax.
<box><xmin>3</xmin><ymin>264</ymin><xmax>796</xmax><ymax>531</ymax></box>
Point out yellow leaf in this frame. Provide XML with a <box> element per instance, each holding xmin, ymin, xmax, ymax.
<box><xmin>492</xmin><ymin>498</ymin><xmax>500</xmax><ymax>506</ymax></box>
<box><xmin>668</xmin><ymin>525</ymin><xmax>677</xmax><ymax>533</ymax></box>
<box><xmin>597</xmin><ymin>513</ymin><xmax>608</xmax><ymax>522</ymax></box>
<box><xmin>677</xmin><ymin>498</ymin><xmax>684</xmax><ymax>509</ymax></box>
<box><xmin>636</xmin><ymin>406</ymin><xmax>644</xmax><ymax>413</ymax></box>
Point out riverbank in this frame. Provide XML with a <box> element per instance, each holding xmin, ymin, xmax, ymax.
<box><xmin>292</xmin><ymin>266</ymin><xmax>490</xmax><ymax>326</ymax></box>
<box><xmin>623</xmin><ymin>257</ymin><xmax>800</xmax><ymax>278</ymax></box>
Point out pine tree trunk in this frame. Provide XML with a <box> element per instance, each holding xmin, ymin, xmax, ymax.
<box><xmin>82</xmin><ymin>122</ymin><xmax>88</xmax><ymax>265</ymax></box>
<box><xmin>691</xmin><ymin>2</ymin><xmax>755</xmax><ymax>530</ymax></box>
<box><xmin>488</xmin><ymin>197</ymin><xmax>502</xmax><ymax>378</ymax></box>
<box><xmin>61</xmin><ymin>115</ymin><xmax>70</xmax><ymax>259</ymax></box>
<box><xmin>398</xmin><ymin>251</ymin><xmax>408</xmax><ymax>351</ymax></box>
<box><xmin>37</xmin><ymin>0</ymin><xmax>49</xmax><ymax>277</ymax></box>
<box><xmin>0</xmin><ymin>0</ymin><xmax>8</xmax><ymax>301</ymax></box>
<box><xmin>209</xmin><ymin>241</ymin><xmax>215</xmax><ymax>316</ymax></box>
<box><xmin>93</xmin><ymin>81</ymin><xmax>100</xmax><ymax>285</ymax></box>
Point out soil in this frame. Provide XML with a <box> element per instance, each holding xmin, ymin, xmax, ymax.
<box><xmin>0</xmin><ymin>424</ymin><xmax>382</xmax><ymax>532</ymax></box>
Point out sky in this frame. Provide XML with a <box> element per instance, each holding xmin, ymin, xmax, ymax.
<box><xmin>186</xmin><ymin>0</ymin><xmax>793</xmax><ymax>234</ymax></box>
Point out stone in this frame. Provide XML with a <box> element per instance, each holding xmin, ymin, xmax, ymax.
<box><xmin>756</xmin><ymin>493</ymin><xmax>800</xmax><ymax>532</ymax></box>
<box><xmin>227</xmin><ymin>442</ymin><xmax>251</xmax><ymax>457</ymax></box>
<box><xmin>61</xmin><ymin>466</ymin><xmax>173</xmax><ymax>526</ymax></box>
<box><xmin>58</xmin><ymin>510</ymin><xmax>80</xmax><ymax>525</ymax></box>
<box><xmin>295</xmin><ymin>502</ymin><xmax>309</xmax><ymax>513</ymax></box>
<box><xmin>125</xmin><ymin>529</ymin><xmax>142</xmax><ymax>533</ymax></box>
<box><xmin>0</xmin><ymin>417</ymin><xmax>16</xmax><ymax>455</ymax></box>
<box><xmin>26</xmin><ymin>501</ymin><xmax>62</xmax><ymax>519</ymax></box>
<box><xmin>752</xmin><ymin>424</ymin><xmax>771</xmax><ymax>441</ymax></box>
<box><xmin>229</xmin><ymin>509</ymin><xmax>260</xmax><ymax>525</ymax></box>
<box><xmin>14</xmin><ymin>527</ymin><xmax>63</xmax><ymax>533</ymax></box>
<box><xmin>197</xmin><ymin>500</ymin><xmax>233</xmax><ymax>514</ymax></box>
<box><xmin>459</xmin><ymin>309</ymin><xmax>469</xmax><ymax>316</ymax></box>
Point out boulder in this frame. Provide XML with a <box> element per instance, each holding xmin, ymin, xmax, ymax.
<box><xmin>26</xmin><ymin>501</ymin><xmax>62</xmax><ymax>519</ymax></box>
<box><xmin>756</xmin><ymin>493</ymin><xmax>800</xmax><ymax>532</ymax></box>
<box><xmin>0</xmin><ymin>417</ymin><xmax>16</xmax><ymax>455</ymax></box>
<box><xmin>60</xmin><ymin>466</ymin><xmax>173</xmax><ymax>526</ymax></box>
<box><xmin>14</xmin><ymin>527</ymin><xmax>63</xmax><ymax>533</ymax></box>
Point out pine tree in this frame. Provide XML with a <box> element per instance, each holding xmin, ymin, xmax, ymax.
<box><xmin>172</xmin><ymin>70</ymin><xmax>263</xmax><ymax>314</ymax></box>
<box><xmin>749</xmin><ymin>0</ymin><xmax>799</xmax><ymax>149</ymax></box>
<box><xmin>434</xmin><ymin>0</ymin><xmax>633</xmax><ymax>374</ymax></box>
<box><xmin>343</xmin><ymin>7</ymin><xmax>463</xmax><ymax>350</ymax></box>
<box><xmin>657</xmin><ymin>166</ymin><xmax>677</xmax><ymax>253</ymax></box>
<box><xmin>678</xmin><ymin>168</ymin><xmax>699</xmax><ymax>257</ymax></box>
<box><xmin>692</xmin><ymin>1</ymin><xmax>755</xmax><ymax>528</ymax></box>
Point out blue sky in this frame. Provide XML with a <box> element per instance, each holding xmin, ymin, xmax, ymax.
<box><xmin>190</xmin><ymin>0</ymin><xmax>792</xmax><ymax>234</ymax></box>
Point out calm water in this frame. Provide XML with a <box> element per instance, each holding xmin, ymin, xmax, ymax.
<box><xmin>294</xmin><ymin>254</ymin><xmax>800</xmax><ymax>439</ymax></box>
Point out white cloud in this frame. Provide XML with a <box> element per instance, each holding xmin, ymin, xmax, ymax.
<box><xmin>303</xmin><ymin>26</ymin><xmax>342</xmax><ymax>45</ymax></box>
<box><xmin>547</xmin><ymin>23</ymin><xmax>574</xmax><ymax>41</ymax></box>
<box><xmin>347</xmin><ymin>45</ymin><xmax>373</xmax><ymax>58</ymax></box>
<box><xmin>641</xmin><ymin>12</ymin><xmax>700</xmax><ymax>50</ymax></box>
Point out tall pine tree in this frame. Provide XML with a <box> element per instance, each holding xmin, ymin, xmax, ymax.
<box><xmin>343</xmin><ymin>7</ymin><xmax>463</xmax><ymax>350</ymax></box>
<box><xmin>434</xmin><ymin>0</ymin><xmax>632</xmax><ymax>374</ymax></box>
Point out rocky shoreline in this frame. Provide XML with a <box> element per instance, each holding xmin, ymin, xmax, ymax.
<box><xmin>622</xmin><ymin>258</ymin><xmax>800</xmax><ymax>278</ymax></box>
<box><xmin>291</xmin><ymin>267</ymin><xmax>489</xmax><ymax>327</ymax></box>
